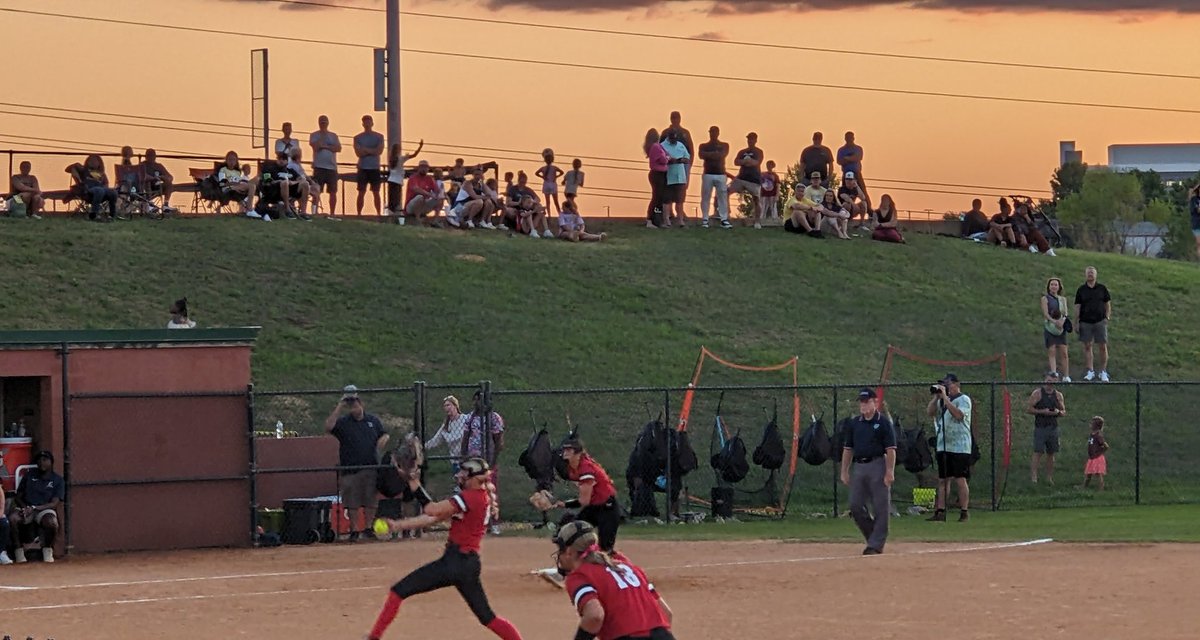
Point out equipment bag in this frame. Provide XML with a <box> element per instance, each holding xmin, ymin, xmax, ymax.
<box><xmin>710</xmin><ymin>429</ymin><xmax>750</xmax><ymax>483</ymax></box>
<box><xmin>752</xmin><ymin>415</ymin><xmax>787</xmax><ymax>471</ymax></box>
<box><xmin>902</xmin><ymin>426</ymin><xmax>934</xmax><ymax>473</ymax></box>
<box><xmin>798</xmin><ymin>415</ymin><xmax>833</xmax><ymax>466</ymax></box>
<box><xmin>518</xmin><ymin>428</ymin><xmax>556</xmax><ymax>490</ymax></box>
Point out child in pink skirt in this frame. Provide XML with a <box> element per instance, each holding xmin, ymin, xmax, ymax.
<box><xmin>1084</xmin><ymin>415</ymin><xmax>1109</xmax><ymax>490</ymax></box>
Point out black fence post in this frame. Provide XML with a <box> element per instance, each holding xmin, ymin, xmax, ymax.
<box><xmin>59</xmin><ymin>342</ymin><xmax>72</xmax><ymax>555</ymax></box>
<box><xmin>247</xmin><ymin>383</ymin><xmax>258</xmax><ymax>544</ymax></box>
<box><xmin>1135</xmin><ymin>382</ymin><xmax>1142</xmax><ymax>506</ymax></box>
<box><xmin>663</xmin><ymin>388</ymin><xmax>672</xmax><ymax>523</ymax></box>
<box><xmin>481</xmin><ymin>380</ymin><xmax>492</xmax><ymax>465</ymax></box>
<box><xmin>414</xmin><ymin>380</ymin><xmax>426</xmax><ymax>477</ymax></box>
<box><xmin>990</xmin><ymin>382</ymin><xmax>997</xmax><ymax>512</ymax></box>
<box><xmin>831</xmin><ymin>385</ymin><xmax>839</xmax><ymax>518</ymax></box>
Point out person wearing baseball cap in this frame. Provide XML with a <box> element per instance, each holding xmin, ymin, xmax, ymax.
<box><xmin>404</xmin><ymin>159</ymin><xmax>444</xmax><ymax>223</ymax></box>
<box><xmin>839</xmin><ymin>387</ymin><xmax>897</xmax><ymax>555</ymax></box>
<box><xmin>926</xmin><ymin>373</ymin><xmax>974</xmax><ymax>522</ymax></box>
<box><xmin>784</xmin><ymin>170</ymin><xmax>829</xmax><ymax>237</ymax></box>
<box><xmin>838</xmin><ymin>171</ymin><xmax>870</xmax><ymax>230</ymax></box>
<box><xmin>8</xmin><ymin>449</ymin><xmax>64</xmax><ymax>563</ymax></box>
<box><xmin>325</xmin><ymin>384</ymin><xmax>390</xmax><ymax>541</ymax></box>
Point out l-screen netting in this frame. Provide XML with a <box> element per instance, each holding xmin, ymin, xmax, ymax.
<box><xmin>678</xmin><ymin>348</ymin><xmax>801</xmax><ymax>519</ymax></box>
<box><xmin>878</xmin><ymin>345</ymin><xmax>1011</xmax><ymax>511</ymax></box>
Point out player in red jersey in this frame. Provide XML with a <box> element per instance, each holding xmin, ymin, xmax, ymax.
<box><xmin>555</xmin><ymin>436</ymin><xmax>622</xmax><ymax>552</ymax></box>
<box><xmin>553</xmin><ymin>520</ymin><xmax>675</xmax><ymax>640</ymax></box>
<box><xmin>367</xmin><ymin>458</ymin><xmax>523</xmax><ymax>640</ymax></box>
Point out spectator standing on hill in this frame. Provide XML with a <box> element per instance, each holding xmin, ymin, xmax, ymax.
<box><xmin>1189</xmin><ymin>184</ymin><xmax>1200</xmax><ymax>259</ymax></box>
<box><xmin>926</xmin><ymin>374</ymin><xmax>972</xmax><ymax>523</ymax></box>
<box><xmin>309</xmin><ymin>115</ymin><xmax>342</xmax><ymax>214</ymax></box>
<box><xmin>537</xmin><ymin>148</ymin><xmax>564</xmax><ymax>219</ymax></box>
<box><xmin>563</xmin><ymin>159</ymin><xmax>585</xmax><ymax>201</ymax></box>
<box><xmin>871</xmin><ymin>194</ymin><xmax>904</xmax><ymax>244</ymax></box>
<box><xmin>426</xmin><ymin>395</ymin><xmax>468</xmax><ymax>474</ymax></box>
<box><xmin>962</xmin><ymin>199</ymin><xmax>989</xmax><ymax>239</ymax></box>
<box><xmin>661</xmin><ymin>129</ymin><xmax>691</xmax><ymax>227</ymax></box>
<box><xmin>9</xmin><ymin>161</ymin><xmax>44</xmax><ymax>219</ymax></box>
<box><xmin>840</xmin><ymin>388</ymin><xmax>897</xmax><ymax>555</ymax></box>
<box><xmin>800</xmin><ymin>131</ymin><xmax>834</xmax><ymax>186</ymax></box>
<box><xmin>988</xmin><ymin>198</ymin><xmax>1017</xmax><ymax>247</ymax></box>
<box><xmin>275</xmin><ymin>122</ymin><xmax>300</xmax><ymax>158</ymax></box>
<box><xmin>729</xmin><ymin>132</ymin><xmax>764</xmax><ymax>228</ymax></box>
<box><xmin>698</xmin><ymin>126</ymin><xmax>732</xmax><ymax>229</ymax></box>
<box><xmin>354</xmin><ymin>115</ymin><xmax>386</xmax><ymax>215</ymax></box>
<box><xmin>661</xmin><ymin>111</ymin><xmax>694</xmax><ymax>205</ymax></box>
<box><xmin>461</xmin><ymin>391</ymin><xmax>505</xmax><ymax>534</ymax></box>
<box><xmin>325</xmin><ymin>385</ymin><xmax>389</xmax><ymax>542</ymax></box>
<box><xmin>1041</xmin><ymin>277</ymin><xmax>1071</xmax><ymax>380</ymax></box>
<box><xmin>644</xmin><ymin>128</ymin><xmax>669</xmax><ymax>228</ymax></box>
<box><xmin>1074</xmin><ymin>266</ymin><xmax>1112</xmax><ymax>382</ymax></box>
<box><xmin>837</xmin><ymin>131</ymin><xmax>867</xmax><ymax>198</ymax></box>
<box><xmin>386</xmin><ymin>139</ymin><xmax>424</xmax><ymax>219</ymax></box>
<box><xmin>760</xmin><ymin>160</ymin><xmax>780</xmax><ymax>221</ymax></box>
<box><xmin>1028</xmin><ymin>372</ymin><xmax>1066</xmax><ymax>485</ymax></box>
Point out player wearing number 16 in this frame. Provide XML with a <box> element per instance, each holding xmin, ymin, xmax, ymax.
<box><xmin>553</xmin><ymin>520</ymin><xmax>676</xmax><ymax>640</ymax></box>
<box><xmin>365</xmin><ymin>458</ymin><xmax>524</xmax><ymax>640</ymax></box>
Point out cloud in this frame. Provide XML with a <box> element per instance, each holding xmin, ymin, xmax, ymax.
<box><xmin>690</xmin><ymin>31</ymin><xmax>727</xmax><ymax>40</ymax></box>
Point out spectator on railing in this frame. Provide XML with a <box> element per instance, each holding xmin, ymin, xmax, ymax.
<box><xmin>215</xmin><ymin>151</ymin><xmax>253</xmax><ymax>214</ymax></box>
<box><xmin>167</xmin><ymin>297</ymin><xmax>196</xmax><ymax>329</ymax></box>
<box><xmin>987</xmin><ymin>197</ymin><xmax>1017</xmax><ymax>247</ymax></box>
<box><xmin>8</xmin><ymin>450</ymin><xmax>63</xmax><ymax>563</ymax></box>
<box><xmin>839</xmin><ymin>171</ymin><xmax>871</xmax><ymax>231</ymax></box>
<box><xmin>309</xmin><ymin>115</ymin><xmax>342</xmax><ymax>214</ymax></box>
<box><xmin>140</xmin><ymin>149</ymin><xmax>175</xmax><ymax>209</ymax></box>
<box><xmin>9</xmin><ymin>161</ymin><xmax>44</xmax><ymax>219</ymax></box>
<box><xmin>275</xmin><ymin>122</ymin><xmax>300</xmax><ymax>158</ymax></box>
<box><xmin>402</xmin><ymin>160</ymin><xmax>443</xmax><ymax>225</ymax></box>
<box><xmin>871</xmin><ymin>194</ymin><xmax>905</xmax><ymax>244</ymax></box>
<box><xmin>1027</xmin><ymin>371</ymin><xmax>1066</xmax><ymax>485</ymax></box>
<box><xmin>961</xmin><ymin>199</ymin><xmax>989</xmax><ymax>239</ymax></box>
<box><xmin>426</xmin><ymin>395</ymin><xmax>468</xmax><ymax>474</ymax></box>
<box><xmin>354</xmin><ymin>115</ymin><xmax>386</xmax><ymax>215</ymax></box>
<box><xmin>67</xmin><ymin>154</ymin><xmax>120</xmax><ymax>221</ymax></box>
<box><xmin>729</xmin><ymin>132</ymin><xmax>765</xmax><ymax>229</ymax></box>
<box><xmin>820</xmin><ymin>187</ymin><xmax>852</xmax><ymax>240</ymax></box>
<box><xmin>800</xmin><ymin>131</ymin><xmax>834</xmax><ymax>186</ymax></box>
<box><xmin>460</xmin><ymin>391</ymin><xmax>505</xmax><ymax>534</ymax></box>
<box><xmin>385</xmin><ymin>139</ymin><xmax>423</xmax><ymax>219</ymax></box>
<box><xmin>1041</xmin><ymin>277</ymin><xmax>1071</xmax><ymax>381</ymax></box>
<box><xmin>325</xmin><ymin>385</ymin><xmax>389</xmax><ymax>542</ymax></box>
<box><xmin>558</xmin><ymin>193</ymin><xmax>606</xmax><ymax>242</ymax></box>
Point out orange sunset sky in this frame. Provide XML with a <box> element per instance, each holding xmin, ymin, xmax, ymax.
<box><xmin>1</xmin><ymin>0</ymin><xmax>1197</xmax><ymax>216</ymax></box>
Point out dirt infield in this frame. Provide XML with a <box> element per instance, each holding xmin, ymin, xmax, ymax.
<box><xmin>1</xmin><ymin>537</ymin><xmax>1194</xmax><ymax>640</ymax></box>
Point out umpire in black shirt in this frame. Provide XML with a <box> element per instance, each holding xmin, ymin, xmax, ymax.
<box><xmin>840</xmin><ymin>388</ymin><xmax>897</xmax><ymax>555</ymax></box>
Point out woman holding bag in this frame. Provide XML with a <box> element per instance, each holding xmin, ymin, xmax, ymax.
<box><xmin>1041</xmin><ymin>277</ymin><xmax>1072</xmax><ymax>381</ymax></box>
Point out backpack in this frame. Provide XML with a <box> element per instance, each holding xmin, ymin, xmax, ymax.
<box><xmin>902</xmin><ymin>426</ymin><xmax>934</xmax><ymax>473</ymax></box>
<box><xmin>893</xmin><ymin>416</ymin><xmax>909</xmax><ymax>468</ymax></box>
<box><xmin>518</xmin><ymin>428</ymin><xmax>556</xmax><ymax>491</ymax></box>
<box><xmin>554</xmin><ymin>430</ymin><xmax>576</xmax><ymax>482</ymax></box>
<box><xmin>798</xmin><ymin>415</ymin><xmax>832</xmax><ymax>466</ymax></box>
<box><xmin>673</xmin><ymin>429</ymin><xmax>699</xmax><ymax>474</ymax></box>
<box><xmin>752</xmin><ymin>414</ymin><xmax>786</xmax><ymax>471</ymax></box>
<box><xmin>710</xmin><ymin>429</ymin><xmax>750</xmax><ymax>483</ymax></box>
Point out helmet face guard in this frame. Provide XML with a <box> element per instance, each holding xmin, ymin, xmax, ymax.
<box><xmin>459</xmin><ymin>457</ymin><xmax>490</xmax><ymax>479</ymax></box>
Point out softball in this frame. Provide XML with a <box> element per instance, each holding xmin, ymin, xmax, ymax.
<box><xmin>373</xmin><ymin>518</ymin><xmax>392</xmax><ymax>537</ymax></box>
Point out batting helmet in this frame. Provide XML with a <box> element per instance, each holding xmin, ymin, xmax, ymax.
<box><xmin>460</xmin><ymin>457</ymin><xmax>491</xmax><ymax>478</ymax></box>
<box><xmin>553</xmin><ymin>519</ymin><xmax>598</xmax><ymax>554</ymax></box>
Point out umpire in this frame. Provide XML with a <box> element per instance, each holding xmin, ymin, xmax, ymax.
<box><xmin>839</xmin><ymin>388</ymin><xmax>897</xmax><ymax>555</ymax></box>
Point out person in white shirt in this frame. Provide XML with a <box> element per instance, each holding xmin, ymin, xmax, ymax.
<box><xmin>274</xmin><ymin>122</ymin><xmax>300</xmax><ymax>158</ymax></box>
<box><xmin>557</xmin><ymin>194</ymin><xmax>605</xmax><ymax>242</ymax></box>
<box><xmin>425</xmin><ymin>396</ymin><xmax>468</xmax><ymax>473</ymax></box>
<box><xmin>167</xmin><ymin>297</ymin><xmax>196</xmax><ymax>329</ymax></box>
<box><xmin>386</xmin><ymin>139</ymin><xmax>423</xmax><ymax>219</ymax></box>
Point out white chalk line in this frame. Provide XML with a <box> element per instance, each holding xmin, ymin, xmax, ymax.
<box><xmin>646</xmin><ymin>538</ymin><xmax>1054</xmax><ymax>571</ymax></box>
<box><xmin>0</xmin><ymin>565</ymin><xmax>385</xmax><ymax>592</ymax></box>
<box><xmin>0</xmin><ymin>584</ymin><xmax>381</xmax><ymax>612</ymax></box>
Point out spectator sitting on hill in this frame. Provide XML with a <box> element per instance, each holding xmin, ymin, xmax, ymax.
<box><xmin>281</xmin><ymin>149</ymin><xmax>316</xmax><ymax>219</ymax></box>
<box><xmin>871</xmin><ymin>194</ymin><xmax>905</xmax><ymax>244</ymax></box>
<box><xmin>838</xmin><ymin>171</ymin><xmax>871</xmax><ymax>231</ymax></box>
<box><xmin>987</xmin><ymin>197</ymin><xmax>1017</xmax><ymax>247</ymax></box>
<box><xmin>962</xmin><ymin>198</ymin><xmax>989</xmax><ymax>239</ymax></box>
<box><xmin>402</xmin><ymin>161</ymin><xmax>443</xmax><ymax>225</ymax></box>
<box><xmin>514</xmin><ymin>171</ymin><xmax>548</xmax><ymax>239</ymax></box>
<box><xmin>215</xmin><ymin>151</ymin><xmax>253</xmax><ymax>215</ymax></box>
<box><xmin>558</xmin><ymin>193</ymin><xmax>606</xmax><ymax>242</ymax></box>
<box><xmin>1013</xmin><ymin>200</ymin><xmax>1055</xmax><ymax>256</ymax></box>
<box><xmin>483</xmin><ymin>177</ymin><xmax>506</xmax><ymax>229</ymax></box>
<box><xmin>9</xmin><ymin>161</ymin><xmax>45</xmax><ymax>219</ymax></box>
<box><xmin>820</xmin><ymin>188</ymin><xmax>852</xmax><ymax>240</ymax></box>
<box><xmin>449</xmin><ymin>166</ymin><xmax>495</xmax><ymax>230</ymax></box>
<box><xmin>784</xmin><ymin>171</ymin><xmax>827</xmax><ymax>237</ymax></box>
<box><xmin>140</xmin><ymin>149</ymin><xmax>174</xmax><ymax>209</ymax></box>
<box><xmin>168</xmin><ymin>297</ymin><xmax>196</xmax><ymax>329</ymax></box>
<box><xmin>68</xmin><ymin>154</ymin><xmax>121</xmax><ymax>221</ymax></box>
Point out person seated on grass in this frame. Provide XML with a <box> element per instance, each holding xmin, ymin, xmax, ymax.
<box><xmin>871</xmin><ymin>194</ymin><xmax>905</xmax><ymax>244</ymax></box>
<box><xmin>961</xmin><ymin>198</ymin><xmax>989</xmax><ymax>240</ymax></box>
<box><xmin>819</xmin><ymin>187</ymin><xmax>851</xmax><ymax>240</ymax></box>
<box><xmin>1013</xmin><ymin>200</ymin><xmax>1055</xmax><ymax>256</ymax></box>
<box><xmin>483</xmin><ymin>177</ymin><xmax>507</xmax><ymax>229</ymax></box>
<box><xmin>448</xmin><ymin>166</ymin><xmax>494</xmax><ymax>230</ymax></box>
<box><xmin>513</xmin><ymin>172</ymin><xmax>548</xmax><ymax>238</ymax></box>
<box><xmin>838</xmin><ymin>171</ymin><xmax>871</xmax><ymax>231</ymax></box>
<box><xmin>401</xmin><ymin>161</ymin><xmax>443</xmax><ymax>226</ymax></box>
<box><xmin>8</xmin><ymin>450</ymin><xmax>64</xmax><ymax>564</ymax></box>
<box><xmin>784</xmin><ymin>171</ymin><xmax>828</xmax><ymax>238</ymax></box>
<box><xmin>68</xmin><ymin>154</ymin><xmax>121</xmax><ymax>221</ymax></box>
<box><xmin>987</xmin><ymin>197</ymin><xmax>1017</xmax><ymax>247</ymax></box>
<box><xmin>9</xmin><ymin>161</ymin><xmax>45</xmax><ymax>219</ymax></box>
<box><xmin>557</xmin><ymin>194</ymin><xmax>606</xmax><ymax>242</ymax></box>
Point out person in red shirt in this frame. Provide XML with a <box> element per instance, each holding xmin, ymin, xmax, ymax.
<box><xmin>368</xmin><ymin>458</ymin><xmax>523</xmax><ymax>640</ymax></box>
<box><xmin>555</xmin><ymin>437</ymin><xmax>621</xmax><ymax>552</ymax></box>
<box><xmin>403</xmin><ymin>160</ymin><xmax>444</xmax><ymax>222</ymax></box>
<box><xmin>554</xmin><ymin>520</ymin><xmax>675</xmax><ymax>640</ymax></box>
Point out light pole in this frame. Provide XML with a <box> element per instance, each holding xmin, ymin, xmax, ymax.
<box><xmin>385</xmin><ymin>0</ymin><xmax>402</xmax><ymax>154</ymax></box>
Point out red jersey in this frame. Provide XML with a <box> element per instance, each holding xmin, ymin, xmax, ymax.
<box><xmin>569</xmin><ymin>455</ymin><xmax>616</xmax><ymax>506</ymax></box>
<box><xmin>405</xmin><ymin>174</ymin><xmax>438</xmax><ymax>206</ymax></box>
<box><xmin>565</xmin><ymin>553</ymin><xmax>667</xmax><ymax>640</ymax></box>
<box><xmin>447</xmin><ymin>487</ymin><xmax>491</xmax><ymax>553</ymax></box>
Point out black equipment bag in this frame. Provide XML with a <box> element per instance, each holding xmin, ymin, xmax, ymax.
<box><xmin>902</xmin><ymin>426</ymin><xmax>934</xmax><ymax>474</ymax></box>
<box><xmin>518</xmin><ymin>428</ymin><xmax>556</xmax><ymax>490</ymax></box>
<box><xmin>710</xmin><ymin>429</ymin><xmax>750</xmax><ymax>483</ymax></box>
<box><xmin>798</xmin><ymin>414</ymin><xmax>833</xmax><ymax>466</ymax></box>
<box><xmin>752</xmin><ymin>413</ymin><xmax>786</xmax><ymax>471</ymax></box>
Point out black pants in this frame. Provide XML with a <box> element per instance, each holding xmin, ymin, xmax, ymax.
<box><xmin>87</xmin><ymin>185</ymin><xmax>119</xmax><ymax>217</ymax></box>
<box><xmin>392</xmin><ymin>545</ymin><xmax>495</xmax><ymax>625</ymax></box>
<box><xmin>578</xmin><ymin>497</ymin><xmax>621</xmax><ymax>552</ymax></box>
<box><xmin>647</xmin><ymin>170</ymin><xmax>667</xmax><ymax>224</ymax></box>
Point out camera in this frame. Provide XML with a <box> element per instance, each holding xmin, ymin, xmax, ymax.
<box><xmin>930</xmin><ymin>384</ymin><xmax>944</xmax><ymax>395</ymax></box>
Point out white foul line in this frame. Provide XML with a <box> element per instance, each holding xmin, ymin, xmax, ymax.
<box><xmin>0</xmin><ymin>585</ymin><xmax>382</xmax><ymax>612</ymax></box>
<box><xmin>0</xmin><ymin>565</ymin><xmax>384</xmax><ymax>592</ymax></box>
<box><xmin>646</xmin><ymin>538</ymin><xmax>1054</xmax><ymax>571</ymax></box>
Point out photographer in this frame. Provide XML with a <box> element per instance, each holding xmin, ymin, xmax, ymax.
<box><xmin>325</xmin><ymin>384</ymin><xmax>390</xmax><ymax>542</ymax></box>
<box><xmin>1028</xmin><ymin>371</ymin><xmax>1066</xmax><ymax>485</ymax></box>
<box><xmin>925</xmin><ymin>373</ymin><xmax>973</xmax><ymax>523</ymax></box>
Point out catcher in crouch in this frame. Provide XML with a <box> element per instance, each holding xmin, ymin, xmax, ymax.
<box><xmin>554</xmin><ymin>520</ymin><xmax>676</xmax><ymax>640</ymax></box>
<box><xmin>553</xmin><ymin>436</ymin><xmax>622</xmax><ymax>552</ymax></box>
<box><xmin>368</xmin><ymin>458</ymin><xmax>524</xmax><ymax>640</ymax></box>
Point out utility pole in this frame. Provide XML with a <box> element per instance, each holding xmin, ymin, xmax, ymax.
<box><xmin>385</xmin><ymin>0</ymin><xmax>401</xmax><ymax>154</ymax></box>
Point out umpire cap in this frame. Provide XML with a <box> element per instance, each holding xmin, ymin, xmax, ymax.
<box><xmin>553</xmin><ymin>519</ymin><xmax>598</xmax><ymax>553</ymax></box>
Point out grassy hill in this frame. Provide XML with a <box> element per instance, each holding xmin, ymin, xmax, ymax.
<box><xmin>3</xmin><ymin>216</ymin><xmax>1199</xmax><ymax>516</ymax></box>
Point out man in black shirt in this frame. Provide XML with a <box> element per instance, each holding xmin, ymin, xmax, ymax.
<box><xmin>9</xmin><ymin>450</ymin><xmax>64</xmax><ymax>563</ymax></box>
<box><xmin>962</xmin><ymin>198</ymin><xmax>989</xmax><ymax>238</ymax></box>
<box><xmin>697</xmin><ymin>126</ymin><xmax>732</xmax><ymax>229</ymax></box>
<box><xmin>839</xmin><ymin>388</ymin><xmax>897</xmax><ymax>555</ymax></box>
<box><xmin>325</xmin><ymin>384</ymin><xmax>390</xmax><ymax>541</ymax></box>
<box><xmin>1074</xmin><ymin>266</ymin><xmax>1112</xmax><ymax>382</ymax></box>
<box><xmin>799</xmin><ymin>131</ymin><xmax>833</xmax><ymax>186</ymax></box>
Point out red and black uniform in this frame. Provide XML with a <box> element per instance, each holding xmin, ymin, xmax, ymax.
<box><xmin>568</xmin><ymin>455</ymin><xmax>621</xmax><ymax>552</ymax></box>
<box><xmin>565</xmin><ymin>552</ymin><xmax>673</xmax><ymax>640</ymax></box>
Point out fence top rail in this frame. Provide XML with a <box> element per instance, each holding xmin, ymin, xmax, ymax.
<box><xmin>255</xmin><ymin>386</ymin><xmax>417</xmax><ymax>397</ymax></box>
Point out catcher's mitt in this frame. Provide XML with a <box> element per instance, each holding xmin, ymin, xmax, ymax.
<box><xmin>529</xmin><ymin>490</ymin><xmax>555</xmax><ymax>512</ymax></box>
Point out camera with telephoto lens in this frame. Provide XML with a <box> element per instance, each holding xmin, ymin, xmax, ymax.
<box><xmin>930</xmin><ymin>383</ymin><xmax>945</xmax><ymax>395</ymax></box>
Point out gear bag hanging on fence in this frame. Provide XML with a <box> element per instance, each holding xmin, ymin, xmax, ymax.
<box><xmin>554</xmin><ymin>429</ymin><xmax>577</xmax><ymax>482</ymax></box>
<box><xmin>752</xmin><ymin>407</ymin><xmax>786</xmax><ymax>471</ymax></box>
<box><xmin>799</xmin><ymin>414</ymin><xmax>833</xmax><ymax>466</ymax></box>
<box><xmin>710</xmin><ymin>428</ymin><xmax>750</xmax><ymax>483</ymax></box>
<box><xmin>902</xmin><ymin>425</ymin><xmax>934</xmax><ymax>473</ymax></box>
<box><xmin>674</xmin><ymin>428</ymin><xmax>699</xmax><ymax>474</ymax></box>
<box><xmin>518</xmin><ymin>428</ymin><xmax>556</xmax><ymax>490</ymax></box>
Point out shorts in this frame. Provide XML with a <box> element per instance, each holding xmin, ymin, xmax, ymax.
<box><xmin>543</xmin><ymin>182</ymin><xmax>558</xmax><ymax>195</ymax></box>
<box><xmin>1033</xmin><ymin>426</ymin><xmax>1060</xmax><ymax>455</ymax></box>
<box><xmin>935</xmin><ymin>451</ymin><xmax>971</xmax><ymax>479</ymax></box>
<box><xmin>1078</xmin><ymin>320</ymin><xmax>1108</xmax><ymax>344</ymax></box>
<box><xmin>615</xmin><ymin>628</ymin><xmax>676</xmax><ymax>640</ymax></box>
<box><xmin>783</xmin><ymin>218</ymin><xmax>804</xmax><ymax>234</ymax></box>
<box><xmin>392</xmin><ymin>545</ymin><xmax>495</xmax><ymax>625</ymax></box>
<box><xmin>357</xmin><ymin>168</ymin><xmax>382</xmax><ymax>189</ymax></box>
<box><xmin>11</xmin><ymin>507</ymin><xmax>57</xmax><ymax>526</ymax></box>
<box><xmin>338</xmin><ymin>469</ymin><xmax>379</xmax><ymax>510</ymax></box>
<box><xmin>577</xmin><ymin>496</ymin><xmax>621</xmax><ymax>552</ymax></box>
<box><xmin>729</xmin><ymin>179</ymin><xmax>761</xmax><ymax>198</ymax></box>
<box><xmin>405</xmin><ymin>196</ymin><xmax>438</xmax><ymax>217</ymax></box>
<box><xmin>661</xmin><ymin>183</ymin><xmax>685</xmax><ymax>204</ymax></box>
<box><xmin>312</xmin><ymin>167</ymin><xmax>339</xmax><ymax>192</ymax></box>
<box><xmin>1044</xmin><ymin>329</ymin><xmax>1067</xmax><ymax>348</ymax></box>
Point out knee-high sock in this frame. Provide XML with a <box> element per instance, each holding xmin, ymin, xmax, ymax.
<box><xmin>369</xmin><ymin>592</ymin><xmax>403</xmax><ymax>640</ymax></box>
<box><xmin>486</xmin><ymin>616</ymin><xmax>523</xmax><ymax>640</ymax></box>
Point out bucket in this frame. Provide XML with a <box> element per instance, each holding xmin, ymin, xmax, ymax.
<box><xmin>0</xmin><ymin>437</ymin><xmax>33</xmax><ymax>492</ymax></box>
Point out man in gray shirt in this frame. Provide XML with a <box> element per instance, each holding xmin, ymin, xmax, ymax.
<box><xmin>353</xmin><ymin>114</ymin><xmax>385</xmax><ymax>215</ymax></box>
<box><xmin>309</xmin><ymin>115</ymin><xmax>342</xmax><ymax>214</ymax></box>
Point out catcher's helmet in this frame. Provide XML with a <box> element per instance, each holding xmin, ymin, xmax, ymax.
<box><xmin>553</xmin><ymin>519</ymin><xmax>597</xmax><ymax>553</ymax></box>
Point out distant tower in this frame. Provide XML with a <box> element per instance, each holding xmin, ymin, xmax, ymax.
<box><xmin>1059</xmin><ymin>141</ymin><xmax>1083</xmax><ymax>166</ymax></box>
